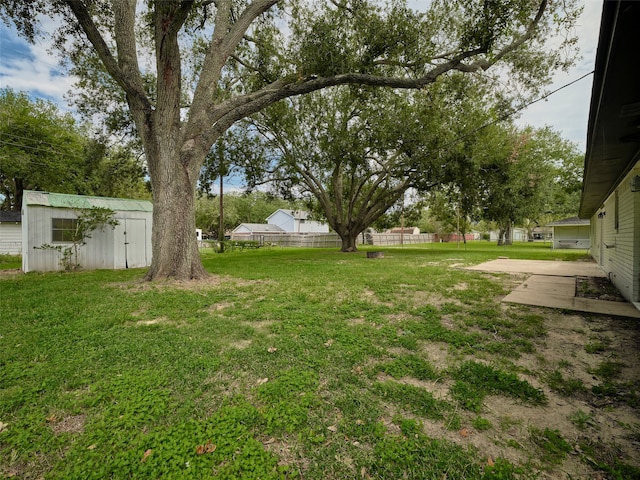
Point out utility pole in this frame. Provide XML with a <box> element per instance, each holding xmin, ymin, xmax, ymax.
<box><xmin>219</xmin><ymin>170</ymin><xmax>224</xmax><ymax>253</ymax></box>
<box><xmin>456</xmin><ymin>202</ymin><xmax>460</xmax><ymax>249</ymax></box>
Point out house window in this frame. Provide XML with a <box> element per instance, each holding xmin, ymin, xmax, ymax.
<box><xmin>52</xmin><ymin>218</ymin><xmax>77</xmax><ymax>242</ymax></box>
<box><xmin>614</xmin><ymin>190</ymin><xmax>619</xmax><ymax>231</ymax></box>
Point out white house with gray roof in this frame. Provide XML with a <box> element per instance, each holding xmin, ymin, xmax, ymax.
<box><xmin>232</xmin><ymin>223</ymin><xmax>285</xmax><ymax>237</ymax></box>
<box><xmin>266</xmin><ymin>209</ymin><xmax>329</xmax><ymax>233</ymax></box>
<box><xmin>22</xmin><ymin>190</ymin><xmax>153</xmax><ymax>272</ymax></box>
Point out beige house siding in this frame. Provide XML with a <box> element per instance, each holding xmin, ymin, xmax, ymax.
<box><xmin>590</xmin><ymin>163</ymin><xmax>640</xmax><ymax>303</ymax></box>
<box><xmin>0</xmin><ymin>222</ymin><xmax>22</xmax><ymax>255</ymax></box>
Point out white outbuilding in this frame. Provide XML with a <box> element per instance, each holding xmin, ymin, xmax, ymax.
<box><xmin>547</xmin><ymin>217</ymin><xmax>591</xmax><ymax>250</ymax></box>
<box><xmin>22</xmin><ymin>190</ymin><xmax>153</xmax><ymax>272</ymax></box>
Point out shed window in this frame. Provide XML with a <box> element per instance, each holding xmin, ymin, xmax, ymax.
<box><xmin>52</xmin><ymin>218</ymin><xmax>78</xmax><ymax>242</ymax></box>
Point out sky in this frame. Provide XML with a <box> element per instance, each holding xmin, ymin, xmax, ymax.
<box><xmin>0</xmin><ymin>1</ymin><xmax>603</xmax><ymax>157</ymax></box>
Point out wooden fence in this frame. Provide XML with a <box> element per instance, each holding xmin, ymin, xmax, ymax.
<box><xmin>244</xmin><ymin>233</ymin><xmax>344</xmax><ymax>248</ymax></box>
<box><xmin>227</xmin><ymin>232</ymin><xmax>436</xmax><ymax>248</ymax></box>
<box><xmin>367</xmin><ymin>233</ymin><xmax>435</xmax><ymax>246</ymax></box>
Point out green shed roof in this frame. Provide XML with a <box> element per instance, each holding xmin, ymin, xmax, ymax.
<box><xmin>23</xmin><ymin>191</ymin><xmax>153</xmax><ymax>212</ymax></box>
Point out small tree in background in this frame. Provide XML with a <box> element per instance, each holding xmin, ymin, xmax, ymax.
<box><xmin>37</xmin><ymin>207</ymin><xmax>119</xmax><ymax>271</ymax></box>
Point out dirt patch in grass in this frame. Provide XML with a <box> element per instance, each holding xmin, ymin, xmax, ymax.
<box><xmin>208</xmin><ymin>302</ymin><xmax>234</xmax><ymax>313</ymax></box>
<box><xmin>362</xmin><ymin>288</ymin><xmax>394</xmax><ymax>307</ymax></box>
<box><xmin>398</xmin><ymin>290</ymin><xmax>462</xmax><ymax>308</ymax></box>
<box><xmin>131</xmin><ymin>316</ymin><xmax>176</xmax><ymax>327</ymax></box>
<box><xmin>241</xmin><ymin>319</ymin><xmax>276</xmax><ymax>334</ymax></box>
<box><xmin>420</xmin><ymin>342</ymin><xmax>451</xmax><ymax>370</ymax></box>
<box><xmin>229</xmin><ymin>339</ymin><xmax>253</xmax><ymax>350</ymax></box>
<box><xmin>374</xmin><ymin>307</ymin><xmax>639</xmax><ymax>478</ymax></box>
<box><xmin>383</xmin><ymin>313</ymin><xmax>421</xmax><ymax>323</ymax></box>
<box><xmin>576</xmin><ymin>276</ymin><xmax>626</xmax><ymax>302</ymax></box>
<box><xmin>112</xmin><ymin>275</ymin><xmax>269</xmax><ymax>292</ymax></box>
<box><xmin>50</xmin><ymin>414</ymin><xmax>86</xmax><ymax>435</ymax></box>
<box><xmin>262</xmin><ymin>435</ymin><xmax>307</xmax><ymax>471</ymax></box>
<box><xmin>0</xmin><ymin>268</ymin><xmax>21</xmax><ymax>276</ymax></box>
<box><xmin>506</xmin><ymin>310</ymin><xmax>640</xmax><ymax>476</ymax></box>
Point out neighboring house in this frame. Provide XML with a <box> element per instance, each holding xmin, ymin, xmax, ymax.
<box><xmin>22</xmin><ymin>190</ymin><xmax>153</xmax><ymax>272</ymax></box>
<box><xmin>579</xmin><ymin>0</ymin><xmax>640</xmax><ymax>308</ymax></box>
<box><xmin>0</xmin><ymin>211</ymin><xmax>22</xmax><ymax>255</ymax></box>
<box><xmin>266</xmin><ymin>209</ymin><xmax>329</xmax><ymax>233</ymax></box>
<box><xmin>231</xmin><ymin>223</ymin><xmax>285</xmax><ymax>239</ymax></box>
<box><xmin>547</xmin><ymin>217</ymin><xmax>590</xmax><ymax>250</ymax></box>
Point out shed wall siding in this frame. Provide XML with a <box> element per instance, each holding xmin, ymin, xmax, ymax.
<box><xmin>0</xmin><ymin>223</ymin><xmax>22</xmax><ymax>254</ymax></box>
<box><xmin>22</xmin><ymin>205</ymin><xmax>152</xmax><ymax>272</ymax></box>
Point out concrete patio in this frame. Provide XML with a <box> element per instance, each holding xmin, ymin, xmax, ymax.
<box><xmin>468</xmin><ymin>259</ymin><xmax>640</xmax><ymax>319</ymax></box>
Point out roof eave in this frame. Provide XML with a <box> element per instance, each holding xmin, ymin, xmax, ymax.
<box><xmin>579</xmin><ymin>1</ymin><xmax>640</xmax><ymax>219</ymax></box>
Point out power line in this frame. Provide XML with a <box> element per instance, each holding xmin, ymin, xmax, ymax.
<box><xmin>437</xmin><ymin>70</ymin><xmax>595</xmax><ymax>153</ymax></box>
<box><xmin>508</xmin><ymin>70</ymin><xmax>594</xmax><ymax>118</ymax></box>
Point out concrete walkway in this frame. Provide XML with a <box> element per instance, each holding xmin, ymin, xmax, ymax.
<box><xmin>467</xmin><ymin>258</ymin><xmax>606</xmax><ymax>277</ymax></box>
<box><xmin>468</xmin><ymin>259</ymin><xmax>640</xmax><ymax>318</ymax></box>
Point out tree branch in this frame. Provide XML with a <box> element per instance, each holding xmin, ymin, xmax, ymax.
<box><xmin>63</xmin><ymin>0</ymin><xmax>151</xmax><ymax>113</ymax></box>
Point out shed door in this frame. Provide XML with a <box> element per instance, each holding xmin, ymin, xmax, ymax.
<box><xmin>123</xmin><ymin>219</ymin><xmax>148</xmax><ymax>268</ymax></box>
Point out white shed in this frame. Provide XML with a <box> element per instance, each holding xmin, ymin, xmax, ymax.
<box><xmin>22</xmin><ymin>190</ymin><xmax>153</xmax><ymax>272</ymax></box>
<box><xmin>0</xmin><ymin>211</ymin><xmax>22</xmax><ymax>255</ymax></box>
<box><xmin>266</xmin><ymin>209</ymin><xmax>329</xmax><ymax>233</ymax></box>
<box><xmin>547</xmin><ymin>217</ymin><xmax>590</xmax><ymax>249</ymax></box>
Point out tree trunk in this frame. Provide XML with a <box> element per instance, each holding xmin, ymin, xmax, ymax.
<box><xmin>497</xmin><ymin>220</ymin><xmax>514</xmax><ymax>246</ymax></box>
<box><xmin>339</xmin><ymin>232</ymin><xmax>359</xmax><ymax>252</ymax></box>
<box><xmin>504</xmin><ymin>221</ymin><xmax>513</xmax><ymax>245</ymax></box>
<box><xmin>144</xmin><ymin>152</ymin><xmax>208</xmax><ymax>281</ymax></box>
<box><xmin>13</xmin><ymin>178</ymin><xmax>24</xmax><ymax>212</ymax></box>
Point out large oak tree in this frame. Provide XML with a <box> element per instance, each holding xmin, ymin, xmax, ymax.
<box><xmin>224</xmin><ymin>78</ymin><xmax>488</xmax><ymax>252</ymax></box>
<box><xmin>1</xmin><ymin>0</ymin><xmax>579</xmax><ymax>279</ymax></box>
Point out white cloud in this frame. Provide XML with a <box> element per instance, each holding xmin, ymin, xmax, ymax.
<box><xmin>0</xmin><ymin>22</ymin><xmax>78</xmax><ymax>110</ymax></box>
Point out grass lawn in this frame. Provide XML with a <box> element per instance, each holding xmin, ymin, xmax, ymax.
<box><xmin>1</xmin><ymin>243</ymin><xmax>639</xmax><ymax>479</ymax></box>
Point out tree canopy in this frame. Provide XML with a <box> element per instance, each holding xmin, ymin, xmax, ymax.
<box><xmin>0</xmin><ymin>88</ymin><xmax>150</xmax><ymax>211</ymax></box>
<box><xmin>1</xmin><ymin>0</ymin><xmax>581</xmax><ymax>279</ymax></box>
<box><xmin>0</xmin><ymin>88</ymin><xmax>87</xmax><ymax>211</ymax></box>
<box><xmin>220</xmin><ymin>73</ymin><xmax>501</xmax><ymax>251</ymax></box>
<box><xmin>426</xmin><ymin>122</ymin><xmax>584</xmax><ymax>244</ymax></box>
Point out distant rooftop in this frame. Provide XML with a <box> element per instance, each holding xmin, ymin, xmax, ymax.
<box><xmin>234</xmin><ymin>223</ymin><xmax>284</xmax><ymax>233</ymax></box>
<box><xmin>0</xmin><ymin>211</ymin><xmax>21</xmax><ymax>223</ymax></box>
<box><xmin>269</xmin><ymin>209</ymin><xmax>311</xmax><ymax>220</ymax></box>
